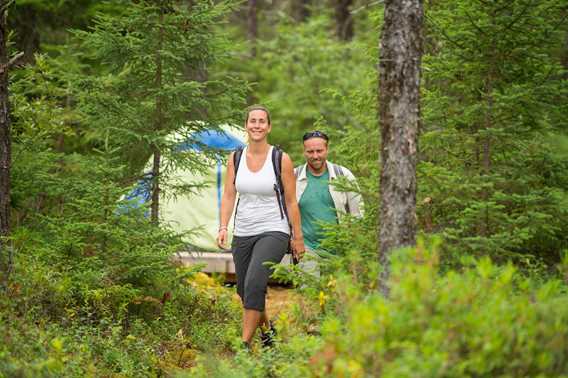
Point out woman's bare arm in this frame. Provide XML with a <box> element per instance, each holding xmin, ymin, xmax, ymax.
<box><xmin>281</xmin><ymin>153</ymin><xmax>305</xmax><ymax>259</ymax></box>
<box><xmin>217</xmin><ymin>151</ymin><xmax>237</xmax><ymax>249</ymax></box>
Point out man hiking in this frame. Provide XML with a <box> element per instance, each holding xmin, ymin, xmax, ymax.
<box><xmin>295</xmin><ymin>130</ymin><xmax>362</xmax><ymax>276</ymax></box>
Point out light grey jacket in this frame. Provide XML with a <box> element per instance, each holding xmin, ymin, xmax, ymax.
<box><xmin>295</xmin><ymin>160</ymin><xmax>362</xmax><ymax>221</ymax></box>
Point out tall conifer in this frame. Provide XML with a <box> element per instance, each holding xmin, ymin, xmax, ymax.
<box><xmin>421</xmin><ymin>0</ymin><xmax>568</xmax><ymax>264</ymax></box>
<box><xmin>75</xmin><ymin>0</ymin><xmax>244</xmax><ymax>222</ymax></box>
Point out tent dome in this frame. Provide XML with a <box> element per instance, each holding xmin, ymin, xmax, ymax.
<box><xmin>124</xmin><ymin>124</ymin><xmax>246</xmax><ymax>251</ymax></box>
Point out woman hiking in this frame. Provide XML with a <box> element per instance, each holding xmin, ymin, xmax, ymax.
<box><xmin>216</xmin><ymin>105</ymin><xmax>305</xmax><ymax>349</ymax></box>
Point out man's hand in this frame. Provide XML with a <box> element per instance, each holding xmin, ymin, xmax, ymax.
<box><xmin>291</xmin><ymin>237</ymin><xmax>305</xmax><ymax>261</ymax></box>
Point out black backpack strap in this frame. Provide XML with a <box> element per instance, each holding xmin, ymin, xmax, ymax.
<box><xmin>232</xmin><ymin>147</ymin><xmax>244</xmax><ymax>226</ymax></box>
<box><xmin>233</xmin><ymin>146</ymin><xmax>244</xmax><ymax>185</ymax></box>
<box><xmin>273</xmin><ymin>146</ymin><xmax>293</xmax><ymax>256</ymax></box>
<box><xmin>272</xmin><ymin>146</ymin><xmax>283</xmax><ymax>188</ymax></box>
<box><xmin>272</xmin><ymin>146</ymin><xmax>289</xmax><ymax>223</ymax></box>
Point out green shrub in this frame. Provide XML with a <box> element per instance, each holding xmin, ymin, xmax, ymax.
<box><xmin>316</xmin><ymin>242</ymin><xmax>568</xmax><ymax>377</ymax></box>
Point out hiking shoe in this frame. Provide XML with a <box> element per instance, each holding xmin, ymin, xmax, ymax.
<box><xmin>240</xmin><ymin>341</ymin><xmax>251</xmax><ymax>351</ymax></box>
<box><xmin>260</xmin><ymin>321</ymin><xmax>276</xmax><ymax>348</ymax></box>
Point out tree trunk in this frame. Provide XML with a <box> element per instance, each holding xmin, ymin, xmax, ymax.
<box><xmin>378</xmin><ymin>0</ymin><xmax>423</xmax><ymax>297</ymax></box>
<box><xmin>151</xmin><ymin>147</ymin><xmax>161</xmax><ymax>224</ymax></box>
<box><xmin>0</xmin><ymin>1</ymin><xmax>13</xmax><ymax>286</ymax></box>
<box><xmin>183</xmin><ymin>1</ymin><xmax>208</xmax><ymax>86</ymax></box>
<box><xmin>334</xmin><ymin>0</ymin><xmax>354</xmax><ymax>41</ymax></box>
<box><xmin>562</xmin><ymin>30</ymin><xmax>568</xmax><ymax>79</ymax></box>
<box><xmin>11</xmin><ymin>5</ymin><xmax>39</xmax><ymax>65</ymax></box>
<box><xmin>248</xmin><ymin>0</ymin><xmax>258</xmax><ymax>57</ymax></box>
<box><xmin>291</xmin><ymin>0</ymin><xmax>310</xmax><ymax>22</ymax></box>
<box><xmin>151</xmin><ymin>9</ymin><xmax>165</xmax><ymax>224</ymax></box>
<box><xmin>482</xmin><ymin>11</ymin><xmax>496</xmax><ymax>175</ymax></box>
<box><xmin>479</xmin><ymin>10</ymin><xmax>497</xmax><ymax>237</ymax></box>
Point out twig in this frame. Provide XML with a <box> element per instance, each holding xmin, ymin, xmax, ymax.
<box><xmin>0</xmin><ymin>52</ymin><xmax>24</xmax><ymax>74</ymax></box>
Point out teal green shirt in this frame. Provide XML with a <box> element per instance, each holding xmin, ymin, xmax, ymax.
<box><xmin>299</xmin><ymin>170</ymin><xmax>338</xmax><ymax>251</ymax></box>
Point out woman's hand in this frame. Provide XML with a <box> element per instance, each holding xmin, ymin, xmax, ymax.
<box><xmin>217</xmin><ymin>228</ymin><xmax>228</xmax><ymax>249</ymax></box>
<box><xmin>291</xmin><ymin>236</ymin><xmax>305</xmax><ymax>261</ymax></box>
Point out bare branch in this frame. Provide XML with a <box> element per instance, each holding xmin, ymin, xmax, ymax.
<box><xmin>7</xmin><ymin>52</ymin><xmax>24</xmax><ymax>68</ymax></box>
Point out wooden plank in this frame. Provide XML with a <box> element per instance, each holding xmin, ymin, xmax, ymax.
<box><xmin>173</xmin><ymin>251</ymin><xmax>293</xmax><ymax>274</ymax></box>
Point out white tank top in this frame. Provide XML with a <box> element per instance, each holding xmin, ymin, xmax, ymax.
<box><xmin>234</xmin><ymin>146</ymin><xmax>290</xmax><ymax>236</ymax></box>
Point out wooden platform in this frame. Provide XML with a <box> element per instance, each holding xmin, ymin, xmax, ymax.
<box><xmin>174</xmin><ymin>251</ymin><xmax>293</xmax><ymax>274</ymax></box>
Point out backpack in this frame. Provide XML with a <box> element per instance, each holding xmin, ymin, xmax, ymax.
<box><xmin>233</xmin><ymin>146</ymin><xmax>289</xmax><ymax>222</ymax></box>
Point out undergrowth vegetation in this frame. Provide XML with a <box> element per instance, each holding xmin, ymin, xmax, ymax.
<box><xmin>2</xmin><ymin>0</ymin><xmax>568</xmax><ymax>376</ymax></box>
<box><xmin>2</xmin><ymin>247</ymin><xmax>241</xmax><ymax>377</ymax></box>
<box><xmin>190</xmin><ymin>239</ymin><xmax>568</xmax><ymax>378</ymax></box>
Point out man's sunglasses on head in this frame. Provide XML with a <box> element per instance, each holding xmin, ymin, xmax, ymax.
<box><xmin>302</xmin><ymin>130</ymin><xmax>329</xmax><ymax>142</ymax></box>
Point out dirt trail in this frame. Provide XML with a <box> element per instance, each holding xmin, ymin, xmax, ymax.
<box><xmin>265</xmin><ymin>286</ymin><xmax>295</xmax><ymax>318</ymax></box>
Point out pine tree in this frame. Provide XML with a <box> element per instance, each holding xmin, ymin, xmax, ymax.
<box><xmin>0</xmin><ymin>1</ymin><xmax>23</xmax><ymax>287</ymax></box>
<box><xmin>9</xmin><ymin>0</ymin><xmax>115</xmax><ymax>64</ymax></box>
<box><xmin>74</xmin><ymin>0</ymin><xmax>244</xmax><ymax>223</ymax></box>
<box><xmin>0</xmin><ymin>0</ymin><xmax>11</xmax><ymax>286</ymax></box>
<box><xmin>421</xmin><ymin>0</ymin><xmax>568</xmax><ymax>266</ymax></box>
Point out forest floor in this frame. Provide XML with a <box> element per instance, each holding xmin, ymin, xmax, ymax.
<box><xmin>265</xmin><ymin>286</ymin><xmax>295</xmax><ymax>318</ymax></box>
<box><xmin>181</xmin><ymin>284</ymin><xmax>300</xmax><ymax>373</ymax></box>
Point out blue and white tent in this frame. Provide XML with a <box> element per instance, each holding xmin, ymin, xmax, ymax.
<box><xmin>125</xmin><ymin>124</ymin><xmax>246</xmax><ymax>251</ymax></box>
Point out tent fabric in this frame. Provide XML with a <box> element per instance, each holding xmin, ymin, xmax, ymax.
<box><xmin>125</xmin><ymin>125</ymin><xmax>246</xmax><ymax>251</ymax></box>
<box><xmin>177</xmin><ymin>128</ymin><xmax>245</xmax><ymax>152</ymax></box>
